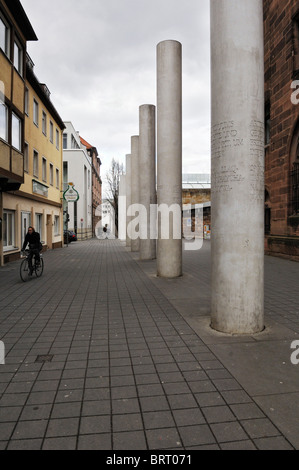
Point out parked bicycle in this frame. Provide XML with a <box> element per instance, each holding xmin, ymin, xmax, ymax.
<box><xmin>20</xmin><ymin>250</ymin><xmax>44</xmax><ymax>282</ymax></box>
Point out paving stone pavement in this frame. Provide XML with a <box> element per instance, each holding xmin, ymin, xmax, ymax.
<box><xmin>0</xmin><ymin>239</ymin><xmax>298</xmax><ymax>450</ymax></box>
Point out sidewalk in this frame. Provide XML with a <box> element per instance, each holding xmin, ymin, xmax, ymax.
<box><xmin>0</xmin><ymin>239</ymin><xmax>298</xmax><ymax>450</ymax></box>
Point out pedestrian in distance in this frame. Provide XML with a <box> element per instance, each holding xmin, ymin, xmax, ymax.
<box><xmin>103</xmin><ymin>224</ymin><xmax>109</xmax><ymax>239</ymax></box>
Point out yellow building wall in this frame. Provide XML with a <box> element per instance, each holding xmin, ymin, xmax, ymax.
<box><xmin>0</xmin><ymin>49</ymin><xmax>25</xmax><ymax>180</ymax></box>
<box><xmin>0</xmin><ymin>55</ymin><xmax>25</xmax><ymax>113</ymax></box>
<box><xmin>0</xmin><ymin>53</ymin><xmax>12</xmax><ymax>99</ymax></box>
<box><xmin>0</xmin><ymin>140</ymin><xmax>10</xmax><ymax>171</ymax></box>
<box><xmin>12</xmin><ymin>149</ymin><xmax>23</xmax><ymax>177</ymax></box>
<box><xmin>22</xmin><ymin>81</ymin><xmax>63</xmax><ymax>205</ymax></box>
<box><xmin>3</xmin><ymin>192</ymin><xmax>62</xmax><ymax>249</ymax></box>
<box><xmin>12</xmin><ymin>70</ymin><xmax>24</xmax><ymax>112</ymax></box>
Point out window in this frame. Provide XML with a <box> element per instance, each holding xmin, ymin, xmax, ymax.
<box><xmin>50</xmin><ymin>121</ymin><xmax>53</xmax><ymax>143</ymax></box>
<box><xmin>24</xmin><ymin>142</ymin><xmax>29</xmax><ymax>173</ymax></box>
<box><xmin>291</xmin><ymin>162</ymin><xmax>299</xmax><ymax>214</ymax></box>
<box><xmin>56</xmin><ymin>129</ymin><xmax>59</xmax><ymax>150</ymax></box>
<box><xmin>3</xmin><ymin>210</ymin><xmax>15</xmax><ymax>250</ymax></box>
<box><xmin>14</xmin><ymin>38</ymin><xmax>23</xmax><ymax>76</ymax></box>
<box><xmin>71</xmin><ymin>134</ymin><xmax>79</xmax><ymax>149</ymax></box>
<box><xmin>63</xmin><ymin>133</ymin><xmax>67</xmax><ymax>149</ymax></box>
<box><xmin>289</xmin><ymin>125</ymin><xmax>299</xmax><ymax>215</ymax></box>
<box><xmin>63</xmin><ymin>162</ymin><xmax>68</xmax><ymax>190</ymax></box>
<box><xmin>54</xmin><ymin>215</ymin><xmax>60</xmax><ymax>236</ymax></box>
<box><xmin>33</xmin><ymin>150</ymin><xmax>39</xmax><ymax>178</ymax></box>
<box><xmin>0</xmin><ymin>102</ymin><xmax>8</xmax><ymax>141</ymax></box>
<box><xmin>56</xmin><ymin>168</ymin><xmax>59</xmax><ymax>189</ymax></box>
<box><xmin>84</xmin><ymin>166</ymin><xmax>87</xmax><ymax>194</ymax></box>
<box><xmin>42</xmin><ymin>157</ymin><xmax>47</xmax><ymax>182</ymax></box>
<box><xmin>50</xmin><ymin>163</ymin><xmax>54</xmax><ymax>186</ymax></box>
<box><xmin>21</xmin><ymin>212</ymin><xmax>31</xmax><ymax>246</ymax></box>
<box><xmin>265</xmin><ymin>102</ymin><xmax>270</xmax><ymax>146</ymax></box>
<box><xmin>294</xmin><ymin>17</ymin><xmax>299</xmax><ymax>74</ymax></box>
<box><xmin>25</xmin><ymin>88</ymin><xmax>29</xmax><ymax>116</ymax></box>
<box><xmin>35</xmin><ymin>214</ymin><xmax>43</xmax><ymax>239</ymax></box>
<box><xmin>33</xmin><ymin>99</ymin><xmax>39</xmax><ymax>126</ymax></box>
<box><xmin>0</xmin><ymin>15</ymin><xmax>10</xmax><ymax>56</ymax></box>
<box><xmin>265</xmin><ymin>208</ymin><xmax>271</xmax><ymax>235</ymax></box>
<box><xmin>12</xmin><ymin>113</ymin><xmax>21</xmax><ymax>151</ymax></box>
<box><xmin>42</xmin><ymin>111</ymin><xmax>47</xmax><ymax>135</ymax></box>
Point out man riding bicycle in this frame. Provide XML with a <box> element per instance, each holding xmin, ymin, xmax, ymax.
<box><xmin>21</xmin><ymin>226</ymin><xmax>42</xmax><ymax>275</ymax></box>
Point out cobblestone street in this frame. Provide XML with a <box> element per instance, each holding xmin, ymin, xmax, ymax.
<box><xmin>0</xmin><ymin>239</ymin><xmax>298</xmax><ymax>450</ymax></box>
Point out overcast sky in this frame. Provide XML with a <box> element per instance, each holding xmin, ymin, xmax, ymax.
<box><xmin>21</xmin><ymin>0</ymin><xmax>211</xmax><ymax>194</ymax></box>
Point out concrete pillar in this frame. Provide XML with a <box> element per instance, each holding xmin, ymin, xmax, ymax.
<box><xmin>139</xmin><ymin>104</ymin><xmax>157</xmax><ymax>260</ymax></box>
<box><xmin>210</xmin><ymin>0</ymin><xmax>265</xmax><ymax>334</ymax></box>
<box><xmin>118</xmin><ymin>174</ymin><xmax>126</xmax><ymax>241</ymax></box>
<box><xmin>131</xmin><ymin>136</ymin><xmax>140</xmax><ymax>253</ymax></box>
<box><xmin>156</xmin><ymin>40</ymin><xmax>182</xmax><ymax>278</ymax></box>
<box><xmin>126</xmin><ymin>154</ymin><xmax>132</xmax><ymax>248</ymax></box>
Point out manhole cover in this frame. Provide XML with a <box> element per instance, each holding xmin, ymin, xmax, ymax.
<box><xmin>35</xmin><ymin>355</ymin><xmax>54</xmax><ymax>363</ymax></box>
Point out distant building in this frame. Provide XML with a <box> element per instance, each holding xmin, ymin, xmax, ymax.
<box><xmin>98</xmin><ymin>199</ymin><xmax>115</xmax><ymax>239</ymax></box>
<box><xmin>79</xmin><ymin>136</ymin><xmax>102</xmax><ymax>236</ymax></box>
<box><xmin>182</xmin><ymin>174</ymin><xmax>211</xmax><ymax>236</ymax></box>
<box><xmin>63</xmin><ymin>122</ymin><xmax>93</xmax><ymax>240</ymax></box>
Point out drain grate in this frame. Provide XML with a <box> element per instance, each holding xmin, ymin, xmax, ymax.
<box><xmin>35</xmin><ymin>355</ymin><xmax>54</xmax><ymax>363</ymax></box>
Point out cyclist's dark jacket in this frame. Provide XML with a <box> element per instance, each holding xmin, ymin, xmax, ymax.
<box><xmin>22</xmin><ymin>232</ymin><xmax>41</xmax><ymax>251</ymax></box>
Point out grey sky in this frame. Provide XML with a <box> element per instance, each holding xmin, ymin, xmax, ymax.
<box><xmin>21</xmin><ymin>0</ymin><xmax>211</xmax><ymax>192</ymax></box>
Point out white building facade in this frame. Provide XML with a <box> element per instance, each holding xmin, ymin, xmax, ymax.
<box><xmin>97</xmin><ymin>199</ymin><xmax>115</xmax><ymax>239</ymax></box>
<box><xmin>63</xmin><ymin>122</ymin><xmax>92</xmax><ymax>240</ymax></box>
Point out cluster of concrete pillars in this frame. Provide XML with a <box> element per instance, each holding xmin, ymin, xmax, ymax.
<box><xmin>123</xmin><ymin>40</ymin><xmax>183</xmax><ymax>278</ymax></box>
<box><xmin>120</xmin><ymin>0</ymin><xmax>265</xmax><ymax>335</ymax></box>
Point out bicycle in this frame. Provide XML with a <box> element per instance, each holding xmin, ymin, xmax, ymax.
<box><xmin>20</xmin><ymin>250</ymin><xmax>44</xmax><ymax>282</ymax></box>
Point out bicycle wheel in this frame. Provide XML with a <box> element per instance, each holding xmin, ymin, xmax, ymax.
<box><xmin>20</xmin><ymin>259</ymin><xmax>30</xmax><ymax>282</ymax></box>
<box><xmin>35</xmin><ymin>258</ymin><xmax>44</xmax><ymax>278</ymax></box>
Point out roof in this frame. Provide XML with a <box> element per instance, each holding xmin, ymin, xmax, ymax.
<box><xmin>183</xmin><ymin>184</ymin><xmax>211</xmax><ymax>190</ymax></box>
<box><xmin>182</xmin><ymin>174</ymin><xmax>211</xmax><ymax>184</ymax></box>
<box><xmin>4</xmin><ymin>0</ymin><xmax>38</xmax><ymax>41</ymax></box>
<box><xmin>80</xmin><ymin>136</ymin><xmax>99</xmax><ymax>159</ymax></box>
<box><xmin>182</xmin><ymin>174</ymin><xmax>211</xmax><ymax>190</ymax></box>
<box><xmin>26</xmin><ymin>63</ymin><xmax>65</xmax><ymax>131</ymax></box>
<box><xmin>80</xmin><ymin>136</ymin><xmax>92</xmax><ymax>150</ymax></box>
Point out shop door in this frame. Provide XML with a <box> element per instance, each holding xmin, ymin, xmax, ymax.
<box><xmin>47</xmin><ymin>214</ymin><xmax>53</xmax><ymax>249</ymax></box>
<box><xmin>21</xmin><ymin>212</ymin><xmax>31</xmax><ymax>247</ymax></box>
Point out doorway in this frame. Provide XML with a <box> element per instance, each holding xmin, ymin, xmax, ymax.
<box><xmin>47</xmin><ymin>214</ymin><xmax>52</xmax><ymax>249</ymax></box>
<box><xmin>21</xmin><ymin>212</ymin><xmax>31</xmax><ymax>246</ymax></box>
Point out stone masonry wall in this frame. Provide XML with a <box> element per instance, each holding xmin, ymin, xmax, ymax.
<box><xmin>264</xmin><ymin>0</ymin><xmax>299</xmax><ymax>259</ymax></box>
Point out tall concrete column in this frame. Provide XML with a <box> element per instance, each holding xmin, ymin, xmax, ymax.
<box><xmin>118</xmin><ymin>174</ymin><xmax>126</xmax><ymax>241</ymax></box>
<box><xmin>131</xmin><ymin>136</ymin><xmax>140</xmax><ymax>253</ymax></box>
<box><xmin>126</xmin><ymin>154</ymin><xmax>132</xmax><ymax>248</ymax></box>
<box><xmin>156</xmin><ymin>40</ymin><xmax>182</xmax><ymax>278</ymax></box>
<box><xmin>210</xmin><ymin>0</ymin><xmax>265</xmax><ymax>334</ymax></box>
<box><xmin>139</xmin><ymin>104</ymin><xmax>157</xmax><ymax>260</ymax></box>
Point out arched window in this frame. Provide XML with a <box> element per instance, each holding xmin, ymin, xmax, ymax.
<box><xmin>292</xmin><ymin>160</ymin><xmax>299</xmax><ymax>214</ymax></box>
<box><xmin>289</xmin><ymin>120</ymin><xmax>299</xmax><ymax>215</ymax></box>
<box><xmin>265</xmin><ymin>189</ymin><xmax>271</xmax><ymax>235</ymax></box>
